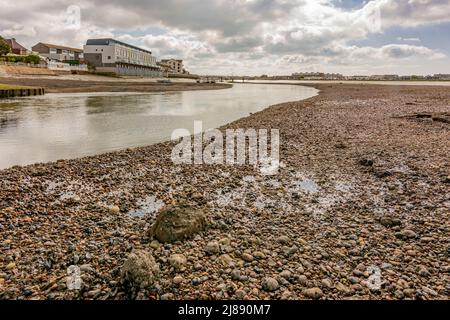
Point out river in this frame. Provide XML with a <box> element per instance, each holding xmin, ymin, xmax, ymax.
<box><xmin>0</xmin><ymin>83</ymin><xmax>318</xmax><ymax>169</ymax></box>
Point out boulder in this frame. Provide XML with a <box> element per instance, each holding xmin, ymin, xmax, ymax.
<box><xmin>120</xmin><ymin>250</ymin><xmax>159</xmax><ymax>290</ymax></box>
<box><xmin>149</xmin><ymin>205</ymin><xmax>207</xmax><ymax>243</ymax></box>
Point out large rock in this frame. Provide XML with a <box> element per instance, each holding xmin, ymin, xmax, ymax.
<box><xmin>149</xmin><ymin>205</ymin><xmax>207</xmax><ymax>243</ymax></box>
<box><xmin>120</xmin><ymin>250</ymin><xmax>160</xmax><ymax>290</ymax></box>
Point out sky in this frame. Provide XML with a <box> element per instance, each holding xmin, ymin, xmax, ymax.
<box><xmin>1</xmin><ymin>0</ymin><xmax>450</xmax><ymax>76</ymax></box>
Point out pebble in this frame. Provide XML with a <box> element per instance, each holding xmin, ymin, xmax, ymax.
<box><xmin>298</xmin><ymin>275</ymin><xmax>308</xmax><ymax>286</ymax></box>
<box><xmin>231</xmin><ymin>269</ymin><xmax>241</xmax><ymax>281</ymax></box>
<box><xmin>169</xmin><ymin>254</ymin><xmax>187</xmax><ymax>270</ymax></box>
<box><xmin>396</xmin><ymin>229</ymin><xmax>418</xmax><ymax>240</ymax></box>
<box><xmin>262</xmin><ymin>277</ymin><xmax>279</xmax><ymax>292</ymax></box>
<box><xmin>335</xmin><ymin>282</ymin><xmax>351</xmax><ymax>294</ymax></box>
<box><xmin>241</xmin><ymin>253</ymin><xmax>254</xmax><ymax>262</ymax></box>
<box><xmin>205</xmin><ymin>240</ymin><xmax>220</xmax><ymax>255</ymax></box>
<box><xmin>303</xmin><ymin>287</ymin><xmax>323</xmax><ymax>299</ymax></box>
<box><xmin>218</xmin><ymin>254</ymin><xmax>234</xmax><ymax>267</ymax></box>
<box><xmin>173</xmin><ymin>276</ymin><xmax>184</xmax><ymax>285</ymax></box>
<box><xmin>6</xmin><ymin>262</ymin><xmax>16</xmax><ymax>270</ymax></box>
<box><xmin>235</xmin><ymin>289</ymin><xmax>246</xmax><ymax>299</ymax></box>
<box><xmin>321</xmin><ymin>278</ymin><xmax>333</xmax><ymax>288</ymax></box>
<box><xmin>109</xmin><ymin>206</ymin><xmax>120</xmax><ymax>214</ymax></box>
<box><xmin>277</xmin><ymin>235</ymin><xmax>290</xmax><ymax>245</ymax></box>
<box><xmin>253</xmin><ymin>251</ymin><xmax>266</xmax><ymax>259</ymax></box>
<box><xmin>161</xmin><ymin>293</ymin><xmax>174</xmax><ymax>300</ymax></box>
<box><xmin>418</xmin><ymin>266</ymin><xmax>430</xmax><ymax>277</ymax></box>
<box><xmin>280</xmin><ymin>270</ymin><xmax>292</xmax><ymax>279</ymax></box>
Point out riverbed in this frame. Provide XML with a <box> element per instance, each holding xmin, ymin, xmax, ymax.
<box><xmin>0</xmin><ymin>83</ymin><xmax>317</xmax><ymax>169</ymax></box>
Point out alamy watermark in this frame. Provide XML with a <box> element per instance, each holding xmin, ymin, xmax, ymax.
<box><xmin>171</xmin><ymin>121</ymin><xmax>280</xmax><ymax>175</ymax></box>
<box><xmin>64</xmin><ymin>5</ymin><xmax>81</xmax><ymax>30</ymax></box>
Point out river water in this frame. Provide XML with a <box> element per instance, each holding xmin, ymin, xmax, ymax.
<box><xmin>0</xmin><ymin>83</ymin><xmax>317</xmax><ymax>169</ymax></box>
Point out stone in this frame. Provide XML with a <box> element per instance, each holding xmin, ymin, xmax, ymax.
<box><xmin>253</xmin><ymin>251</ymin><xmax>266</xmax><ymax>259</ymax></box>
<box><xmin>335</xmin><ymin>282</ymin><xmax>351</xmax><ymax>294</ymax></box>
<box><xmin>241</xmin><ymin>253</ymin><xmax>254</xmax><ymax>262</ymax></box>
<box><xmin>395</xmin><ymin>229</ymin><xmax>418</xmax><ymax>240</ymax></box>
<box><xmin>149</xmin><ymin>240</ymin><xmax>161</xmax><ymax>249</ymax></box>
<box><xmin>359</xmin><ymin>158</ymin><xmax>374</xmax><ymax>167</ymax></box>
<box><xmin>418</xmin><ymin>266</ymin><xmax>430</xmax><ymax>277</ymax></box>
<box><xmin>231</xmin><ymin>269</ymin><xmax>241</xmax><ymax>280</ymax></box>
<box><xmin>298</xmin><ymin>275</ymin><xmax>308</xmax><ymax>286</ymax></box>
<box><xmin>173</xmin><ymin>276</ymin><xmax>184</xmax><ymax>285</ymax></box>
<box><xmin>277</xmin><ymin>235</ymin><xmax>290</xmax><ymax>245</ymax></box>
<box><xmin>235</xmin><ymin>289</ymin><xmax>246</xmax><ymax>299</ymax></box>
<box><xmin>218</xmin><ymin>254</ymin><xmax>234</xmax><ymax>267</ymax></box>
<box><xmin>219</xmin><ymin>238</ymin><xmax>231</xmax><ymax>246</ymax></box>
<box><xmin>262</xmin><ymin>277</ymin><xmax>279</xmax><ymax>292</ymax></box>
<box><xmin>281</xmin><ymin>290</ymin><xmax>292</xmax><ymax>300</ymax></box>
<box><xmin>6</xmin><ymin>262</ymin><xmax>16</xmax><ymax>270</ymax></box>
<box><xmin>161</xmin><ymin>293</ymin><xmax>174</xmax><ymax>300</ymax></box>
<box><xmin>379</xmin><ymin>216</ymin><xmax>402</xmax><ymax>228</ymax></box>
<box><xmin>120</xmin><ymin>250</ymin><xmax>160</xmax><ymax>289</ymax></box>
<box><xmin>321</xmin><ymin>278</ymin><xmax>333</xmax><ymax>288</ymax></box>
<box><xmin>280</xmin><ymin>270</ymin><xmax>292</xmax><ymax>279</ymax></box>
<box><xmin>80</xmin><ymin>264</ymin><xmax>95</xmax><ymax>273</ymax></box>
<box><xmin>109</xmin><ymin>205</ymin><xmax>120</xmax><ymax>214</ymax></box>
<box><xmin>303</xmin><ymin>287</ymin><xmax>323</xmax><ymax>299</ymax></box>
<box><xmin>168</xmin><ymin>254</ymin><xmax>187</xmax><ymax>270</ymax></box>
<box><xmin>149</xmin><ymin>205</ymin><xmax>207</xmax><ymax>243</ymax></box>
<box><xmin>422</xmin><ymin>286</ymin><xmax>438</xmax><ymax>297</ymax></box>
<box><xmin>205</xmin><ymin>241</ymin><xmax>220</xmax><ymax>255</ymax></box>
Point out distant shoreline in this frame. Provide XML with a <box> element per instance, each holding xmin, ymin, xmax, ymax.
<box><xmin>0</xmin><ymin>76</ymin><xmax>232</xmax><ymax>93</ymax></box>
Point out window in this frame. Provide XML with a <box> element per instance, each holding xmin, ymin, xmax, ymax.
<box><xmin>107</xmin><ymin>56</ymin><xmax>111</xmax><ymax>60</ymax></box>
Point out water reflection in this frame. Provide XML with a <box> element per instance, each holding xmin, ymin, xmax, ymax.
<box><xmin>0</xmin><ymin>83</ymin><xmax>317</xmax><ymax>169</ymax></box>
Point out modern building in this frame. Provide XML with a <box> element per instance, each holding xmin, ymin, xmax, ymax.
<box><xmin>31</xmin><ymin>42</ymin><xmax>84</xmax><ymax>62</ymax></box>
<box><xmin>83</xmin><ymin>38</ymin><xmax>160</xmax><ymax>77</ymax></box>
<box><xmin>160</xmin><ymin>59</ymin><xmax>184</xmax><ymax>74</ymax></box>
<box><xmin>5</xmin><ymin>38</ymin><xmax>28</xmax><ymax>55</ymax></box>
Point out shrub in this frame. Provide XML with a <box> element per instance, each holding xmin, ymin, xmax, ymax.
<box><xmin>24</xmin><ymin>54</ymin><xmax>41</xmax><ymax>64</ymax></box>
<box><xmin>0</xmin><ymin>36</ymin><xmax>11</xmax><ymax>56</ymax></box>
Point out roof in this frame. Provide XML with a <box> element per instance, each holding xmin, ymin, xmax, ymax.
<box><xmin>161</xmin><ymin>59</ymin><xmax>183</xmax><ymax>62</ymax></box>
<box><xmin>85</xmin><ymin>38</ymin><xmax>152</xmax><ymax>55</ymax></box>
<box><xmin>5</xmin><ymin>38</ymin><xmax>28</xmax><ymax>51</ymax></box>
<box><xmin>36</xmin><ymin>42</ymin><xmax>83</xmax><ymax>53</ymax></box>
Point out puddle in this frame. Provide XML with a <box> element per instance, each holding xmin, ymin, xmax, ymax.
<box><xmin>128</xmin><ymin>195</ymin><xmax>164</xmax><ymax>218</ymax></box>
<box><xmin>298</xmin><ymin>179</ymin><xmax>319</xmax><ymax>193</ymax></box>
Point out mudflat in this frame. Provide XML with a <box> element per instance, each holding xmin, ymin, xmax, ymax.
<box><xmin>0</xmin><ymin>76</ymin><xmax>231</xmax><ymax>93</ymax></box>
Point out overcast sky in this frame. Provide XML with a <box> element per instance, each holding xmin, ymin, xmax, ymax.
<box><xmin>1</xmin><ymin>0</ymin><xmax>449</xmax><ymax>75</ymax></box>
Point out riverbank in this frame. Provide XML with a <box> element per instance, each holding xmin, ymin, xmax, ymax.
<box><xmin>0</xmin><ymin>77</ymin><xmax>230</xmax><ymax>93</ymax></box>
<box><xmin>0</xmin><ymin>84</ymin><xmax>449</xmax><ymax>300</ymax></box>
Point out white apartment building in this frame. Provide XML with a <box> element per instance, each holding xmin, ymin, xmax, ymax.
<box><xmin>161</xmin><ymin>59</ymin><xmax>184</xmax><ymax>74</ymax></box>
<box><xmin>84</xmin><ymin>38</ymin><xmax>160</xmax><ymax>77</ymax></box>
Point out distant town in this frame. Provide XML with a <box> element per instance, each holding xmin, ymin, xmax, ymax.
<box><xmin>1</xmin><ymin>37</ymin><xmax>450</xmax><ymax>81</ymax></box>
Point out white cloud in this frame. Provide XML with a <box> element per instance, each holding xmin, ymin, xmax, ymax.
<box><xmin>0</xmin><ymin>0</ymin><xmax>449</xmax><ymax>74</ymax></box>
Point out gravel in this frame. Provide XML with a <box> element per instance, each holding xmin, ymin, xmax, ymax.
<box><xmin>0</xmin><ymin>83</ymin><xmax>448</xmax><ymax>300</ymax></box>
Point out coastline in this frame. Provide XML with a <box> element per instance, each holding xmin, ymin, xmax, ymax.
<box><xmin>0</xmin><ymin>83</ymin><xmax>449</xmax><ymax>300</ymax></box>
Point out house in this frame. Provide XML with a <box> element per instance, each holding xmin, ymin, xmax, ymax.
<box><xmin>5</xmin><ymin>38</ymin><xmax>28</xmax><ymax>55</ymax></box>
<box><xmin>31</xmin><ymin>42</ymin><xmax>84</xmax><ymax>62</ymax></box>
<box><xmin>160</xmin><ymin>59</ymin><xmax>185</xmax><ymax>74</ymax></box>
<box><xmin>157</xmin><ymin>61</ymin><xmax>172</xmax><ymax>75</ymax></box>
<box><xmin>83</xmin><ymin>38</ymin><xmax>160</xmax><ymax>77</ymax></box>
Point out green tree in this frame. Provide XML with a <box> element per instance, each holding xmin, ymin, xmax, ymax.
<box><xmin>0</xmin><ymin>36</ymin><xmax>11</xmax><ymax>56</ymax></box>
